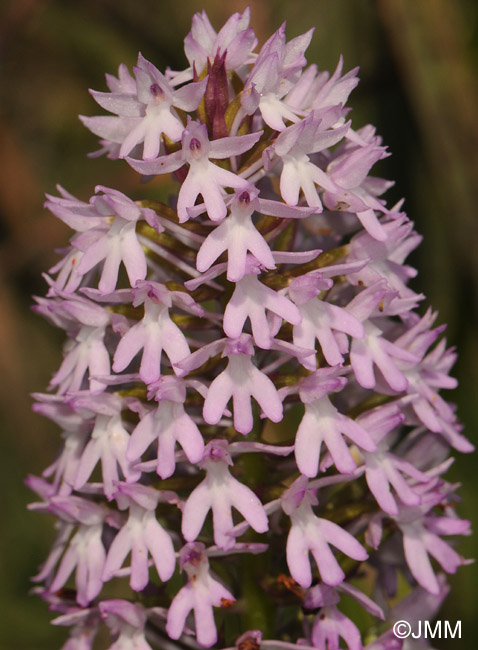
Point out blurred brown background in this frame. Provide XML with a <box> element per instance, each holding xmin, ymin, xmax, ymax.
<box><xmin>0</xmin><ymin>1</ymin><xmax>476</xmax><ymax>648</ymax></box>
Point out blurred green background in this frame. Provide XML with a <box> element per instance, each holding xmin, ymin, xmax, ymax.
<box><xmin>0</xmin><ymin>0</ymin><xmax>476</xmax><ymax>648</ymax></box>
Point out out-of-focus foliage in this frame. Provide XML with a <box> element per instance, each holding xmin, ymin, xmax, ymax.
<box><xmin>0</xmin><ymin>1</ymin><xmax>475</xmax><ymax>648</ymax></box>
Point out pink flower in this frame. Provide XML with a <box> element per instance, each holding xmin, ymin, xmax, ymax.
<box><xmin>102</xmin><ymin>483</ymin><xmax>176</xmax><ymax>590</ymax></box>
<box><xmin>202</xmin><ymin>335</ymin><xmax>283</xmax><ymax>434</ymax></box>
<box><xmin>270</xmin><ymin>108</ymin><xmax>350</xmax><ymax>208</ymax></box>
<box><xmin>345</xmin><ymin>281</ymin><xmax>420</xmax><ymax>392</ymax></box>
<box><xmin>70</xmin><ymin>393</ymin><xmax>140</xmax><ymax>500</ymax></box>
<box><xmin>347</xmin><ymin>217</ymin><xmax>422</xmax><ymax>298</ymax></box>
<box><xmin>47</xmin><ymin>496</ymin><xmax>108</xmax><ymax>606</ymax></box>
<box><xmin>394</xmin><ymin>309</ymin><xmax>474</xmax><ymax>453</ymax></box>
<box><xmin>282</xmin><ymin>477</ymin><xmax>368</xmax><ymax>588</ymax></box>
<box><xmin>51</xmin><ymin>608</ymin><xmax>100</xmax><ymax>650</ymax></box>
<box><xmin>358</xmin><ymin>404</ymin><xmax>429</xmax><ymax>516</ymax></box>
<box><xmin>286</xmin><ymin>55</ymin><xmax>359</xmax><ymax>115</ymax></box>
<box><xmin>126</xmin><ymin>376</ymin><xmax>204</xmax><ymax>478</ymax></box>
<box><xmin>127</xmin><ymin>119</ymin><xmax>262</xmax><ymax>222</ymax></box>
<box><xmin>367</xmin><ymin>482</ymin><xmax>471</xmax><ymax>596</ymax></box>
<box><xmin>289</xmin><ymin>272</ymin><xmax>364</xmax><ymax>368</ymax></box>
<box><xmin>323</xmin><ymin>137</ymin><xmax>391</xmax><ymax>240</ymax></box>
<box><xmin>196</xmin><ymin>186</ymin><xmax>274</xmax><ymax>281</ymax></box>
<box><xmin>45</xmin><ymin>186</ymin><xmax>160</xmax><ymax>294</ymax></box>
<box><xmin>37</xmin><ymin>291</ymin><xmax>111</xmax><ymax>394</ymax></box>
<box><xmin>311</xmin><ymin>606</ymin><xmax>362</xmax><ymax>650</ymax></box>
<box><xmin>223</xmin><ymin>257</ymin><xmax>301</xmax><ymax>349</ymax></box>
<box><xmin>241</xmin><ymin>24</ymin><xmax>314</xmax><ymax>131</ymax></box>
<box><xmin>182</xmin><ymin>440</ymin><xmax>268</xmax><ymax>549</ymax></box>
<box><xmin>112</xmin><ymin>281</ymin><xmax>198</xmax><ymax>383</ymax></box>
<box><xmin>81</xmin><ymin>53</ymin><xmax>207</xmax><ymax>159</ymax></box>
<box><xmin>196</xmin><ymin>185</ymin><xmax>315</xmax><ymax>281</ymax></box>
<box><xmin>398</xmin><ymin>501</ymin><xmax>470</xmax><ymax>595</ymax></box>
<box><xmin>99</xmin><ymin>600</ymin><xmax>153</xmax><ymax>650</ymax></box>
<box><xmin>166</xmin><ymin>542</ymin><xmax>236</xmax><ymax>647</ymax></box>
<box><xmin>295</xmin><ymin>371</ymin><xmax>376</xmax><ymax>476</ymax></box>
<box><xmin>182</xmin><ymin>8</ymin><xmax>257</xmax><ymax>77</ymax></box>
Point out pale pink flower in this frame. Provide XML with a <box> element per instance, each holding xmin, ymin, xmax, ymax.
<box><xmin>202</xmin><ymin>335</ymin><xmax>283</xmax><ymax>434</ymax></box>
<box><xmin>127</xmin><ymin>119</ymin><xmax>262</xmax><ymax>222</ymax></box>
<box><xmin>102</xmin><ymin>483</ymin><xmax>176</xmax><ymax>590</ymax></box>
<box><xmin>166</xmin><ymin>542</ymin><xmax>235</xmax><ymax>647</ymax></box>
<box><xmin>182</xmin><ymin>440</ymin><xmax>268</xmax><ymax>549</ymax></box>
<box><xmin>282</xmin><ymin>477</ymin><xmax>368</xmax><ymax>588</ymax></box>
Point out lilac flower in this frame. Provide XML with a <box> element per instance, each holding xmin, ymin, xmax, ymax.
<box><xmin>99</xmin><ymin>600</ymin><xmax>153</xmax><ymax>650</ymax></box>
<box><xmin>46</xmin><ymin>294</ymin><xmax>111</xmax><ymax>394</ymax></box>
<box><xmin>166</xmin><ymin>542</ymin><xmax>235</xmax><ymax>647</ymax></box>
<box><xmin>127</xmin><ymin>119</ymin><xmax>262</xmax><ymax>222</ymax></box>
<box><xmin>126</xmin><ymin>375</ymin><xmax>204</xmax><ymax>478</ymax></box>
<box><xmin>288</xmin><ymin>271</ymin><xmax>364</xmax><ymax>368</ymax></box>
<box><xmin>347</xmin><ymin>217</ymin><xmax>422</xmax><ymax>298</ymax></box>
<box><xmin>200</xmin><ymin>335</ymin><xmax>284</xmax><ymax>434</ymax></box>
<box><xmin>47</xmin><ymin>496</ymin><xmax>107</xmax><ymax>606</ymax></box>
<box><xmin>241</xmin><ymin>24</ymin><xmax>314</xmax><ymax>130</ymax></box>
<box><xmin>44</xmin><ymin>185</ymin><xmax>109</xmax><ymax>232</ymax></box>
<box><xmin>394</xmin><ymin>310</ymin><xmax>474</xmax><ymax>452</ymax></box>
<box><xmin>311</xmin><ymin>605</ymin><xmax>362</xmax><ymax>650</ymax></box>
<box><xmin>45</xmin><ymin>186</ymin><xmax>160</xmax><ymax>294</ymax></box>
<box><xmin>358</xmin><ymin>404</ymin><xmax>430</xmax><ymax>516</ymax></box>
<box><xmin>282</xmin><ymin>476</ymin><xmax>368</xmax><ymax>588</ymax></box>
<box><xmin>47</xmin><ymin>524</ymin><xmax>104</xmax><ymax>607</ymax></box>
<box><xmin>196</xmin><ymin>187</ymin><xmax>274</xmax><ymax>280</ymax></box>
<box><xmin>70</xmin><ymin>393</ymin><xmax>140</xmax><ymax>499</ymax></box>
<box><xmin>78</xmin><ymin>63</ymin><xmax>137</xmax><ymax>158</ymax></box>
<box><xmin>196</xmin><ymin>185</ymin><xmax>313</xmax><ymax>281</ymax></box>
<box><xmin>30</xmin><ymin>518</ymin><xmax>74</xmax><ymax>587</ymax></box>
<box><xmin>223</xmin><ymin>257</ymin><xmax>301</xmax><ymax>348</ymax></box>
<box><xmin>73</xmin><ymin>198</ymin><xmax>152</xmax><ymax>294</ymax></box>
<box><xmin>350</xmin><ymin>320</ymin><xmax>419</xmax><ymax>392</ymax></box>
<box><xmin>33</xmin><ymin>393</ymin><xmax>91</xmax><ymax>495</ymax></box>
<box><xmin>346</xmin><ymin>281</ymin><xmax>420</xmax><ymax>392</ymax></box>
<box><xmin>52</xmin><ymin>608</ymin><xmax>100</xmax><ymax>650</ymax></box>
<box><xmin>182</xmin><ymin>8</ymin><xmax>257</xmax><ymax>78</ymax></box>
<box><xmin>82</xmin><ymin>53</ymin><xmax>207</xmax><ymax>159</ymax></box>
<box><xmin>398</xmin><ymin>506</ymin><xmax>471</xmax><ymax>596</ymax></box>
<box><xmin>102</xmin><ymin>483</ymin><xmax>176</xmax><ymax>590</ymax></box>
<box><xmin>322</xmin><ymin>138</ymin><xmax>391</xmax><ymax>240</ymax></box>
<box><xmin>43</xmin><ymin>427</ymin><xmax>90</xmax><ymax>496</ymax></box>
<box><xmin>48</xmin><ymin>247</ymin><xmax>87</xmax><ymax>294</ymax></box>
<box><xmin>182</xmin><ymin>440</ymin><xmax>268</xmax><ymax>549</ymax></box>
<box><xmin>288</xmin><ymin>55</ymin><xmax>360</xmax><ymax>116</ymax></box>
<box><xmin>112</xmin><ymin>280</ymin><xmax>198</xmax><ymax>383</ymax></box>
<box><xmin>304</xmin><ymin>581</ymin><xmax>385</xmax><ymax>621</ymax></box>
<box><xmin>294</xmin><ymin>371</ymin><xmax>376</xmax><ymax>476</ymax></box>
<box><xmin>367</xmin><ymin>483</ymin><xmax>471</xmax><ymax>595</ymax></box>
<box><xmin>269</xmin><ymin>108</ymin><xmax>350</xmax><ymax>208</ymax></box>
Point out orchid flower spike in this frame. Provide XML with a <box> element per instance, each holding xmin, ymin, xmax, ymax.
<box><xmin>30</xmin><ymin>8</ymin><xmax>472</xmax><ymax>650</ymax></box>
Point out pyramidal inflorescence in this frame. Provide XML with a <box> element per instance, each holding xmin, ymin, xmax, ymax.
<box><xmin>28</xmin><ymin>8</ymin><xmax>472</xmax><ymax>650</ymax></box>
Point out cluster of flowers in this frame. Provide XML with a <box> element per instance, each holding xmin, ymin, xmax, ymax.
<box><xmin>28</xmin><ymin>8</ymin><xmax>473</xmax><ymax>650</ymax></box>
